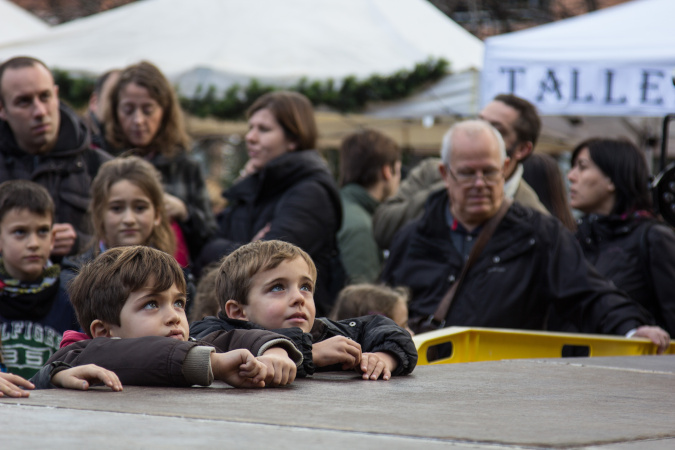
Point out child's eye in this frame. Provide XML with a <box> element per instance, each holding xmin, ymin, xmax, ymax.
<box><xmin>270</xmin><ymin>284</ymin><xmax>284</xmax><ymax>292</ymax></box>
<box><xmin>38</xmin><ymin>227</ymin><xmax>51</xmax><ymax>236</ymax></box>
<box><xmin>143</xmin><ymin>301</ymin><xmax>158</xmax><ymax>310</ymax></box>
<box><xmin>12</xmin><ymin>229</ymin><xmax>26</xmax><ymax>237</ymax></box>
<box><xmin>135</xmin><ymin>205</ymin><xmax>148</xmax><ymax>213</ymax></box>
<box><xmin>300</xmin><ymin>283</ymin><xmax>313</xmax><ymax>292</ymax></box>
<box><xmin>109</xmin><ymin>205</ymin><xmax>123</xmax><ymax>213</ymax></box>
<box><xmin>174</xmin><ymin>299</ymin><xmax>186</xmax><ymax>309</ymax></box>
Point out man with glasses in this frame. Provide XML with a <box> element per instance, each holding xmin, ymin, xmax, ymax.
<box><xmin>381</xmin><ymin>120</ymin><xmax>670</xmax><ymax>351</ymax></box>
<box><xmin>373</xmin><ymin>94</ymin><xmax>547</xmax><ymax>250</ymax></box>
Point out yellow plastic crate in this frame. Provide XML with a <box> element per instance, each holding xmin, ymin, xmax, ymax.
<box><xmin>413</xmin><ymin>326</ymin><xmax>675</xmax><ymax>365</ymax></box>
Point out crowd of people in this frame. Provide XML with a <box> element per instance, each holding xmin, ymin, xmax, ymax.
<box><xmin>0</xmin><ymin>54</ymin><xmax>673</xmax><ymax>396</ymax></box>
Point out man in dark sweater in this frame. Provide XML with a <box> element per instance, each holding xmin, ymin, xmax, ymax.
<box><xmin>0</xmin><ymin>56</ymin><xmax>111</xmax><ymax>257</ymax></box>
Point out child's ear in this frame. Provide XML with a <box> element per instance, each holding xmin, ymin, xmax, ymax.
<box><xmin>224</xmin><ymin>300</ymin><xmax>247</xmax><ymax>320</ymax></box>
<box><xmin>90</xmin><ymin>319</ymin><xmax>113</xmax><ymax>338</ymax></box>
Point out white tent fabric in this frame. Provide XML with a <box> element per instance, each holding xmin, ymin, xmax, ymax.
<box><xmin>0</xmin><ymin>0</ymin><xmax>49</xmax><ymax>45</ymax></box>
<box><xmin>365</xmin><ymin>69</ymin><xmax>481</xmax><ymax>118</ymax></box>
<box><xmin>0</xmin><ymin>0</ymin><xmax>483</xmax><ymax>98</ymax></box>
<box><xmin>481</xmin><ymin>0</ymin><xmax>675</xmax><ymax>117</ymax></box>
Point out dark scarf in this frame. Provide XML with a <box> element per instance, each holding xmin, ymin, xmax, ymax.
<box><xmin>0</xmin><ymin>259</ymin><xmax>61</xmax><ymax>321</ymax></box>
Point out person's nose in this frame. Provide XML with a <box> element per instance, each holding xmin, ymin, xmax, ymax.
<box><xmin>32</xmin><ymin>98</ymin><xmax>47</xmax><ymax>119</ymax></box>
<box><xmin>165</xmin><ymin>305</ymin><xmax>182</xmax><ymax>325</ymax></box>
<box><xmin>472</xmin><ymin>170</ymin><xmax>488</xmax><ymax>187</ymax></box>
<box><xmin>121</xmin><ymin>207</ymin><xmax>135</xmax><ymax>224</ymax></box>
<box><xmin>567</xmin><ymin>167</ymin><xmax>577</xmax><ymax>183</ymax></box>
<box><xmin>131</xmin><ymin>109</ymin><xmax>144</xmax><ymax>125</ymax></box>
<box><xmin>289</xmin><ymin>287</ymin><xmax>306</xmax><ymax>307</ymax></box>
<box><xmin>26</xmin><ymin>232</ymin><xmax>39</xmax><ymax>249</ymax></box>
<box><xmin>245</xmin><ymin>128</ymin><xmax>258</xmax><ymax>144</ymax></box>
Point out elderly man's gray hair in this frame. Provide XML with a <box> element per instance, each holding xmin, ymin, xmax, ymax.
<box><xmin>440</xmin><ymin>120</ymin><xmax>506</xmax><ymax>167</ymax></box>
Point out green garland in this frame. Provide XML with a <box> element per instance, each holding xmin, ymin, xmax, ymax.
<box><xmin>52</xmin><ymin>69</ymin><xmax>96</xmax><ymax>110</ymax></box>
<box><xmin>52</xmin><ymin>58</ymin><xmax>449</xmax><ymax>118</ymax></box>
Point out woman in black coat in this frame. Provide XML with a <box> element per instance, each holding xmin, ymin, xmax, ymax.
<box><xmin>215</xmin><ymin>92</ymin><xmax>343</xmax><ymax>316</ymax></box>
<box><xmin>566</xmin><ymin>138</ymin><xmax>675</xmax><ymax>335</ymax></box>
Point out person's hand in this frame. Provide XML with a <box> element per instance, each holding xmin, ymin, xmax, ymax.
<box><xmin>0</xmin><ymin>372</ymin><xmax>34</xmax><ymax>398</ymax></box>
<box><xmin>51</xmin><ymin>223</ymin><xmax>77</xmax><ymax>256</ymax></box>
<box><xmin>164</xmin><ymin>193</ymin><xmax>189</xmax><ymax>222</ymax></box>
<box><xmin>211</xmin><ymin>349</ymin><xmax>267</xmax><ymax>388</ymax></box>
<box><xmin>251</xmin><ymin>223</ymin><xmax>271</xmax><ymax>242</ymax></box>
<box><xmin>238</xmin><ymin>159</ymin><xmax>262</xmax><ymax>179</ymax></box>
<box><xmin>312</xmin><ymin>336</ymin><xmax>362</xmax><ymax>370</ymax></box>
<box><xmin>51</xmin><ymin>364</ymin><xmax>123</xmax><ymax>392</ymax></box>
<box><xmin>359</xmin><ymin>352</ymin><xmax>397</xmax><ymax>381</ymax></box>
<box><xmin>257</xmin><ymin>347</ymin><xmax>297</xmax><ymax>386</ymax></box>
<box><xmin>632</xmin><ymin>326</ymin><xmax>671</xmax><ymax>354</ymax></box>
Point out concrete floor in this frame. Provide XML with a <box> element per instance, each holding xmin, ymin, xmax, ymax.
<box><xmin>2</xmin><ymin>355</ymin><xmax>675</xmax><ymax>449</ymax></box>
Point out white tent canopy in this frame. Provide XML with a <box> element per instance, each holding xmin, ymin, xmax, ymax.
<box><xmin>481</xmin><ymin>0</ymin><xmax>675</xmax><ymax>117</ymax></box>
<box><xmin>0</xmin><ymin>0</ymin><xmax>49</xmax><ymax>45</ymax></box>
<box><xmin>0</xmin><ymin>0</ymin><xmax>483</xmax><ymax>98</ymax></box>
<box><xmin>365</xmin><ymin>68</ymin><xmax>481</xmax><ymax>119</ymax></box>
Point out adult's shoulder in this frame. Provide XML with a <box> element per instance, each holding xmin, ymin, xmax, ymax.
<box><xmin>270</xmin><ymin>151</ymin><xmax>340</xmax><ymax>202</ymax></box>
<box><xmin>270</xmin><ymin>149</ymin><xmax>334</xmax><ymax>179</ymax></box>
<box><xmin>643</xmin><ymin>220</ymin><xmax>675</xmax><ymax>246</ymax></box>
<box><xmin>504</xmin><ymin>200</ymin><xmax>563</xmax><ymax>236</ymax></box>
<box><xmin>83</xmin><ymin>146</ymin><xmax>113</xmax><ymax>172</ymax></box>
<box><xmin>514</xmin><ymin>179</ymin><xmax>548</xmax><ymax>214</ymax></box>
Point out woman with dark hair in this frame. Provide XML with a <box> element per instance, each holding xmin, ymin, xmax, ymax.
<box><xmin>522</xmin><ymin>153</ymin><xmax>576</xmax><ymax>231</ymax></box>
<box><xmin>106</xmin><ymin>61</ymin><xmax>217</xmax><ymax>263</ymax></box>
<box><xmin>215</xmin><ymin>91</ymin><xmax>343</xmax><ymax>316</ymax></box>
<box><xmin>566</xmin><ymin>138</ymin><xmax>675</xmax><ymax>334</ymax></box>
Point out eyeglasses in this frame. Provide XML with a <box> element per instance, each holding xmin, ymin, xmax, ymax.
<box><xmin>448</xmin><ymin>168</ymin><xmax>503</xmax><ymax>186</ymax></box>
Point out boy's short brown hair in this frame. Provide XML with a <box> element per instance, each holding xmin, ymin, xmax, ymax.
<box><xmin>69</xmin><ymin>246</ymin><xmax>187</xmax><ymax>337</ymax></box>
<box><xmin>330</xmin><ymin>283</ymin><xmax>409</xmax><ymax>321</ymax></box>
<box><xmin>339</xmin><ymin>129</ymin><xmax>400</xmax><ymax>188</ymax></box>
<box><xmin>189</xmin><ymin>262</ymin><xmax>221</xmax><ymax>323</ymax></box>
<box><xmin>216</xmin><ymin>240</ymin><xmax>317</xmax><ymax>310</ymax></box>
<box><xmin>0</xmin><ymin>180</ymin><xmax>54</xmax><ymax>225</ymax></box>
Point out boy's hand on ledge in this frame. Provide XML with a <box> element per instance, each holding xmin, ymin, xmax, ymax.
<box><xmin>312</xmin><ymin>336</ymin><xmax>362</xmax><ymax>370</ymax></box>
<box><xmin>258</xmin><ymin>347</ymin><xmax>297</xmax><ymax>386</ymax></box>
<box><xmin>633</xmin><ymin>326</ymin><xmax>670</xmax><ymax>354</ymax></box>
<box><xmin>359</xmin><ymin>352</ymin><xmax>397</xmax><ymax>381</ymax></box>
<box><xmin>51</xmin><ymin>364</ymin><xmax>123</xmax><ymax>392</ymax></box>
<box><xmin>212</xmin><ymin>349</ymin><xmax>267</xmax><ymax>388</ymax></box>
<box><xmin>0</xmin><ymin>372</ymin><xmax>34</xmax><ymax>398</ymax></box>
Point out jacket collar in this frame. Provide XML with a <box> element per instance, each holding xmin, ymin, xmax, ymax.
<box><xmin>419</xmin><ymin>187</ymin><xmax>535</xmax><ymax>241</ymax></box>
<box><xmin>0</xmin><ymin>103</ymin><xmax>89</xmax><ymax>158</ymax></box>
<box><xmin>224</xmin><ymin>149</ymin><xmax>342</xmax><ymax>222</ymax></box>
<box><xmin>340</xmin><ymin>183</ymin><xmax>379</xmax><ymax>214</ymax></box>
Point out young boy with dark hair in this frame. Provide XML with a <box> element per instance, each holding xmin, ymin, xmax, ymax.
<box><xmin>190</xmin><ymin>240</ymin><xmax>417</xmax><ymax>380</ymax></box>
<box><xmin>0</xmin><ymin>180</ymin><xmax>79</xmax><ymax>378</ymax></box>
<box><xmin>31</xmin><ymin>245</ymin><xmax>301</xmax><ymax>389</ymax></box>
